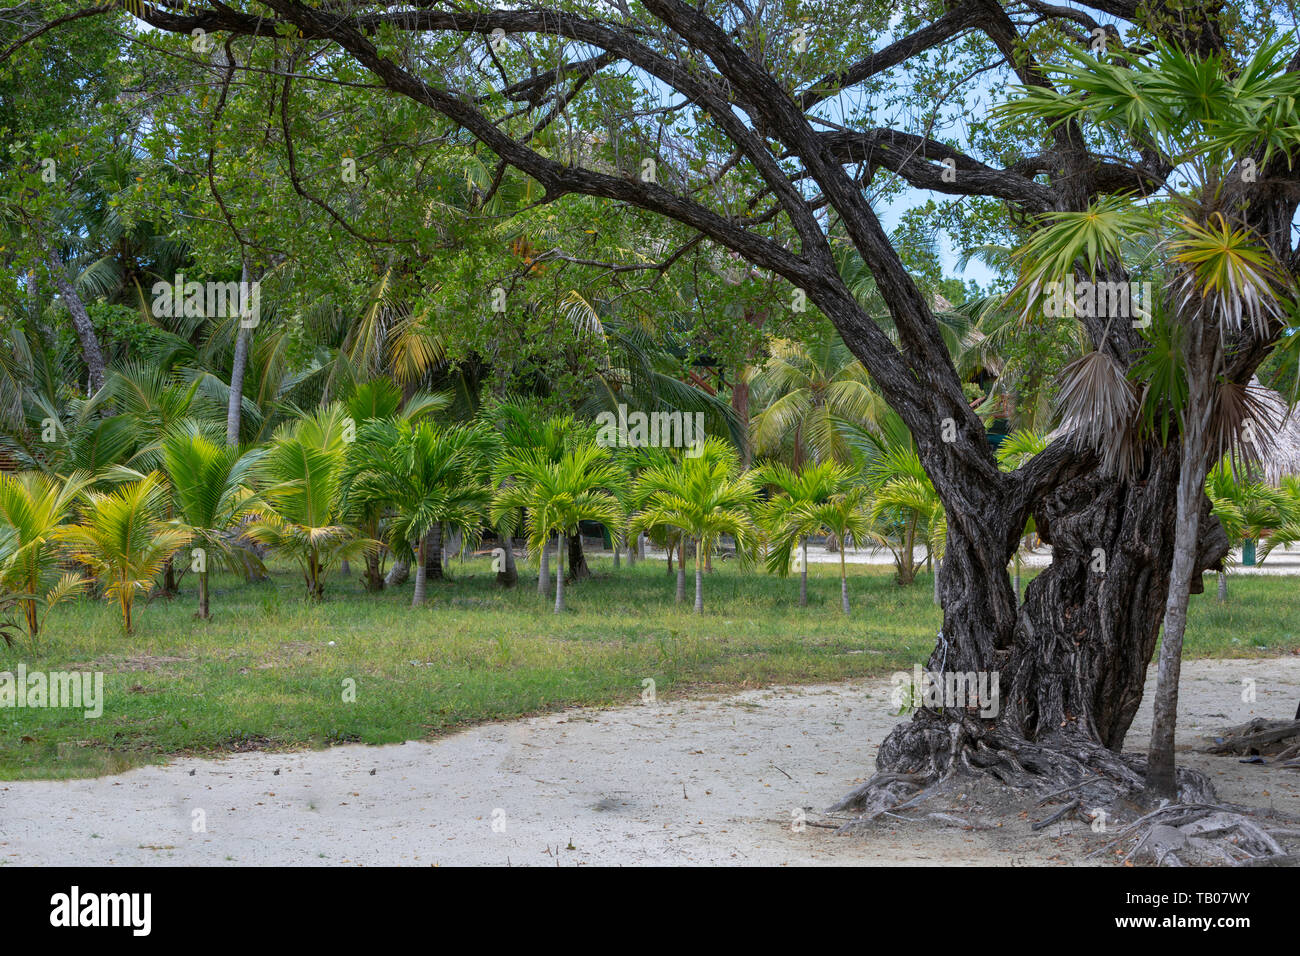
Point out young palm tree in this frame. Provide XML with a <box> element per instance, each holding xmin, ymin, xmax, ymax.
<box><xmin>161</xmin><ymin>424</ymin><xmax>265</xmax><ymax>619</ymax></box>
<box><xmin>866</xmin><ymin>444</ymin><xmax>945</xmax><ymax>586</ymax></box>
<box><xmin>491</xmin><ymin>442</ymin><xmax>625</xmax><ymax>613</ymax></box>
<box><xmin>752</xmin><ymin>460</ymin><xmax>854</xmax><ymax>607</ymax></box>
<box><xmin>0</xmin><ymin>471</ymin><xmax>91</xmax><ymax>638</ymax></box>
<box><xmin>632</xmin><ymin>439</ymin><xmax>756</xmax><ymax>613</ymax></box>
<box><xmin>351</xmin><ymin>419</ymin><xmax>494</xmax><ymax>606</ymax></box>
<box><xmin>246</xmin><ymin>405</ymin><xmax>371</xmax><ymax>600</ymax></box>
<box><xmin>1206</xmin><ymin>461</ymin><xmax>1284</xmax><ymax>602</ymax></box>
<box><xmin>54</xmin><ymin>473</ymin><xmax>189</xmax><ymax>634</ymax></box>
<box><xmin>755</xmin><ymin>462</ymin><xmax>871</xmax><ymax>613</ymax></box>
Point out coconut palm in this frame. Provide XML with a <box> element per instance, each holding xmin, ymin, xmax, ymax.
<box><xmin>245</xmin><ymin>405</ymin><xmax>372</xmax><ymax>600</ymax></box>
<box><xmin>746</xmin><ymin>323</ymin><xmax>888</xmax><ymax>468</ymax></box>
<box><xmin>491</xmin><ymin>441</ymin><xmax>625</xmax><ymax>613</ymax></box>
<box><xmin>0</xmin><ymin>471</ymin><xmax>91</xmax><ymax>638</ymax></box>
<box><xmin>631</xmin><ymin>439</ymin><xmax>756</xmax><ymax>613</ymax></box>
<box><xmin>161</xmin><ymin>424</ymin><xmax>265</xmax><ymax>619</ymax></box>
<box><xmin>350</xmin><ymin>419</ymin><xmax>494</xmax><ymax>606</ymax></box>
<box><xmin>54</xmin><ymin>473</ymin><xmax>189</xmax><ymax>633</ymax></box>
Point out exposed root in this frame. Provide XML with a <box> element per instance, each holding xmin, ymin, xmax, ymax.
<box><xmin>829</xmin><ymin>711</ymin><xmax>1299</xmax><ymax>864</ymax></box>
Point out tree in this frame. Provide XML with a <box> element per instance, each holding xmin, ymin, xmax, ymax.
<box><xmin>161</xmin><ymin>424</ymin><xmax>264</xmax><ymax>619</ymax></box>
<box><xmin>747</xmin><ymin>325</ymin><xmax>887</xmax><ymax>468</ymax></box>
<box><xmin>55</xmin><ymin>0</ymin><xmax>1300</xmax><ymax>813</ymax></box>
<box><xmin>351</xmin><ymin>419</ymin><xmax>493</xmax><ymax>606</ymax></box>
<box><xmin>492</xmin><ymin>442</ymin><xmax>624</xmax><ymax>613</ymax></box>
<box><xmin>245</xmin><ymin>405</ymin><xmax>371</xmax><ymax>600</ymax></box>
<box><xmin>0</xmin><ymin>471</ymin><xmax>90</xmax><ymax>638</ymax></box>
<box><xmin>632</xmin><ymin>439</ymin><xmax>756</xmax><ymax>613</ymax></box>
<box><xmin>54</xmin><ymin>473</ymin><xmax>188</xmax><ymax>633</ymax></box>
<box><xmin>1004</xmin><ymin>36</ymin><xmax>1299</xmax><ymax>797</ymax></box>
<box><xmin>755</xmin><ymin>461</ymin><xmax>871</xmax><ymax>614</ymax></box>
<box><xmin>1206</xmin><ymin>461</ymin><xmax>1283</xmax><ymax>602</ymax></box>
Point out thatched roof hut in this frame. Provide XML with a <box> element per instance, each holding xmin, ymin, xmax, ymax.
<box><xmin>1258</xmin><ymin>384</ymin><xmax>1300</xmax><ymax>485</ymax></box>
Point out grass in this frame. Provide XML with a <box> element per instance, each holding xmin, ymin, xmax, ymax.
<box><xmin>1</xmin><ymin>555</ymin><xmax>1296</xmax><ymax>780</ymax></box>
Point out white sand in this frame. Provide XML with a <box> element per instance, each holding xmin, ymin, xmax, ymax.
<box><xmin>2</xmin><ymin>658</ymin><xmax>1297</xmax><ymax>866</ymax></box>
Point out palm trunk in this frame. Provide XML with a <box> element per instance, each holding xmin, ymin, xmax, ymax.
<box><xmin>840</xmin><ymin>548</ymin><xmax>849</xmax><ymax>614</ymax></box>
<box><xmin>385</xmin><ymin>558</ymin><xmax>409</xmax><ymax>587</ymax></box>
<box><xmin>497</xmin><ymin>533</ymin><xmax>518</xmax><ymax>586</ymax></box>
<box><xmin>554</xmin><ymin>533</ymin><xmax>566</xmax><ymax>613</ymax></box>
<box><xmin>567</xmin><ymin>533</ymin><xmax>589</xmax><ymax>582</ymax></box>
<box><xmin>1147</xmin><ymin>344</ymin><xmax>1214</xmax><ymax>797</ymax></box>
<box><xmin>638</xmin><ymin>532</ymin><xmax>646</xmax><ymax>560</ymax></box>
<box><xmin>424</xmin><ymin>525</ymin><xmax>443</xmax><ymax>581</ymax></box>
<box><xmin>538</xmin><ymin>539</ymin><xmax>550</xmax><ymax>596</ymax></box>
<box><xmin>675</xmin><ymin>549</ymin><xmax>686</xmax><ymax>603</ymax></box>
<box><xmin>412</xmin><ymin>536</ymin><xmax>428</xmax><ymax>606</ymax></box>
<box><xmin>799</xmin><ymin>537</ymin><xmax>808</xmax><ymax>607</ymax></box>
<box><xmin>1217</xmin><ymin>570</ymin><xmax>1227</xmax><ymax>604</ymax></box>
<box><xmin>226</xmin><ymin>261</ymin><xmax>254</xmax><ymax>445</ymax></box>
<box><xmin>198</xmin><ymin>570</ymin><xmax>210</xmax><ymax>619</ymax></box>
<box><xmin>694</xmin><ymin>537</ymin><xmax>704</xmax><ymax>613</ymax></box>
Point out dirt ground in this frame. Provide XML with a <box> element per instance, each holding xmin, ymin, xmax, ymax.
<box><xmin>2</xmin><ymin>657</ymin><xmax>1297</xmax><ymax>866</ymax></box>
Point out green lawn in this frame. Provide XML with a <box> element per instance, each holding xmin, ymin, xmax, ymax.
<box><xmin>2</xmin><ymin>557</ymin><xmax>1296</xmax><ymax>780</ymax></box>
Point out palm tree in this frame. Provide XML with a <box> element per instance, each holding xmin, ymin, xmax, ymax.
<box><xmin>632</xmin><ymin>439</ymin><xmax>756</xmax><ymax>613</ymax></box>
<box><xmin>161</xmin><ymin>424</ymin><xmax>265</xmax><ymax>619</ymax></box>
<box><xmin>755</xmin><ymin>462</ymin><xmax>870</xmax><ymax>613</ymax></box>
<box><xmin>350</xmin><ymin>419</ymin><xmax>494</xmax><ymax>606</ymax></box>
<box><xmin>866</xmin><ymin>444</ymin><xmax>945</xmax><ymax>587</ymax></box>
<box><xmin>491</xmin><ymin>442</ymin><xmax>625</xmax><ymax>613</ymax></box>
<box><xmin>747</xmin><ymin>322</ymin><xmax>889</xmax><ymax>468</ymax></box>
<box><xmin>752</xmin><ymin>460</ymin><xmax>854</xmax><ymax>607</ymax></box>
<box><xmin>54</xmin><ymin>473</ymin><xmax>189</xmax><ymax>633</ymax></box>
<box><xmin>245</xmin><ymin>405</ymin><xmax>371</xmax><ymax>599</ymax></box>
<box><xmin>1206</xmin><ymin>461</ymin><xmax>1284</xmax><ymax>602</ymax></box>
<box><xmin>0</xmin><ymin>471</ymin><xmax>91</xmax><ymax>638</ymax></box>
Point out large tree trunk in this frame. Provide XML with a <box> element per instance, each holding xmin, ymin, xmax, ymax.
<box><xmin>44</xmin><ymin>244</ymin><xmax>106</xmax><ymax>394</ymax></box>
<box><xmin>847</xmin><ymin>443</ymin><xmax>1228</xmax><ymax>814</ymax></box>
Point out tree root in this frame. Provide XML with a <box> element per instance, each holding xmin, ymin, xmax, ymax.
<box><xmin>828</xmin><ymin>711</ymin><xmax>1299</xmax><ymax>864</ymax></box>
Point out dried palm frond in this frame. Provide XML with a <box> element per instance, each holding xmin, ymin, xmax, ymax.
<box><xmin>1054</xmin><ymin>349</ymin><xmax>1142</xmax><ymax>474</ymax></box>
<box><xmin>1208</xmin><ymin>379</ymin><xmax>1281</xmax><ymax>476</ymax></box>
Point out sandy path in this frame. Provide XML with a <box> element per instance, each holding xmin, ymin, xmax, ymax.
<box><xmin>2</xmin><ymin>658</ymin><xmax>1298</xmax><ymax>866</ymax></box>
